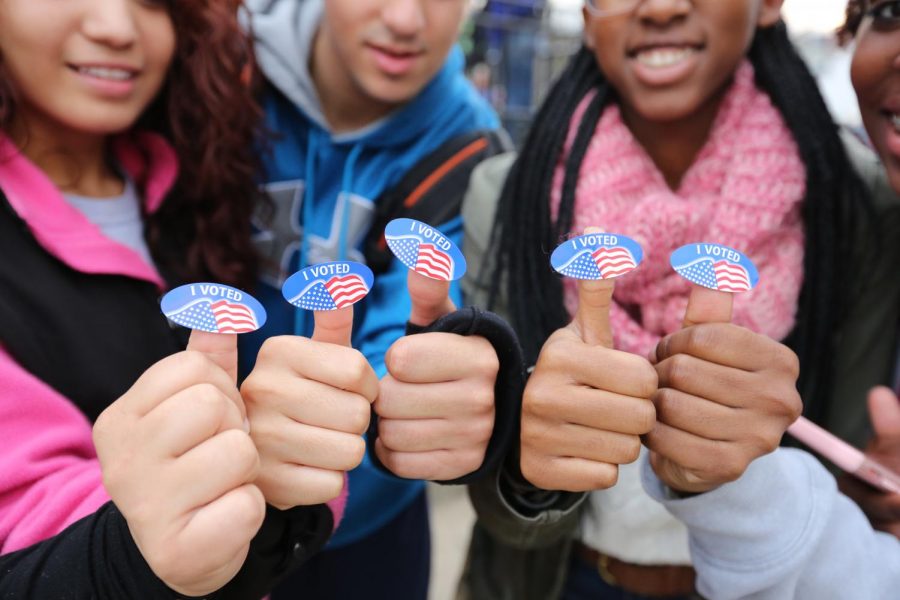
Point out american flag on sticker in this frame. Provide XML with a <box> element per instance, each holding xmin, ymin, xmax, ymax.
<box><xmin>325</xmin><ymin>275</ymin><xmax>369</xmax><ymax>308</ymax></box>
<box><xmin>287</xmin><ymin>275</ymin><xmax>370</xmax><ymax>311</ymax></box>
<box><xmin>165</xmin><ymin>299</ymin><xmax>259</xmax><ymax>333</ymax></box>
<box><xmin>592</xmin><ymin>246</ymin><xmax>638</xmax><ymax>278</ymax></box>
<box><xmin>675</xmin><ymin>258</ymin><xmax>752</xmax><ymax>292</ymax></box>
<box><xmin>386</xmin><ymin>237</ymin><xmax>455</xmax><ymax>281</ymax></box>
<box><xmin>415</xmin><ymin>244</ymin><xmax>453</xmax><ymax>280</ymax></box>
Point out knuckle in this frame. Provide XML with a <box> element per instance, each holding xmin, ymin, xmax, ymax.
<box><xmin>470</xmin><ymin>416</ymin><xmax>495</xmax><ymax>444</ymax></box>
<box><xmin>222</xmin><ymin>431</ymin><xmax>260</xmax><ymax>475</ymax></box>
<box><xmin>664</xmin><ymin>354</ymin><xmax>692</xmax><ymax>390</ymax></box>
<box><xmin>635</xmin><ymin>400</ymin><xmax>657</xmax><ymax>434</ymax></box>
<box><xmin>621</xmin><ymin>436</ymin><xmax>643</xmax><ymax>464</ymax></box>
<box><xmin>473</xmin><ymin>339</ymin><xmax>500</xmax><ymax>377</ymax></box>
<box><xmin>469</xmin><ymin>385</ymin><xmax>495</xmax><ymax>415</ymax></box>
<box><xmin>347</xmin><ymin>437</ymin><xmax>367</xmax><ymax>468</ymax></box>
<box><xmin>587</xmin><ymin>464</ymin><xmax>619</xmax><ymax>490</ymax></box>
<box><xmin>344</xmin><ymin>351</ymin><xmax>372</xmax><ymax>389</ymax></box>
<box><xmin>523</xmin><ymin>380</ymin><xmax>557</xmax><ymax>419</ymax></box>
<box><xmin>538</xmin><ymin>341</ymin><xmax>569</xmax><ymax>372</ymax></box>
<box><xmin>347</xmin><ymin>399</ymin><xmax>372</xmax><ymax>434</ymax></box>
<box><xmin>386</xmin><ymin>338</ymin><xmax>413</xmax><ymax>376</ymax></box>
<box><xmin>633</xmin><ymin>359</ymin><xmax>659</xmax><ymax>399</ymax></box>
<box><xmin>685</xmin><ymin>324</ymin><xmax>717</xmax><ymax>355</ymax></box>
<box><xmin>520</xmin><ymin>416</ymin><xmax>551</xmax><ymax>449</ymax></box>
<box><xmin>258</xmin><ymin>335</ymin><xmax>295</xmax><ymax>362</ymax></box>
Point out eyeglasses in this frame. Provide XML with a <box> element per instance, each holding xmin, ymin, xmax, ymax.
<box><xmin>584</xmin><ymin>0</ymin><xmax>642</xmax><ymax>18</ymax></box>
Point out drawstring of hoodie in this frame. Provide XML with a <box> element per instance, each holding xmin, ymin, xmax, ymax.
<box><xmin>295</xmin><ymin>128</ymin><xmax>319</xmax><ymax>337</ymax></box>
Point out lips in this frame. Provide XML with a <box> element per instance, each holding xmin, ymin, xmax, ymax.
<box><xmin>627</xmin><ymin>43</ymin><xmax>704</xmax><ymax>87</ymax></box>
<box><xmin>67</xmin><ymin>62</ymin><xmax>141</xmax><ymax>98</ymax></box>
<box><xmin>366</xmin><ymin>43</ymin><xmax>423</xmax><ymax>77</ymax></box>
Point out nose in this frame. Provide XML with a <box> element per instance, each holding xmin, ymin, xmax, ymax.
<box><xmin>81</xmin><ymin>0</ymin><xmax>138</xmax><ymax>49</ymax></box>
<box><xmin>635</xmin><ymin>0</ymin><xmax>691</xmax><ymax>27</ymax></box>
<box><xmin>382</xmin><ymin>0</ymin><xmax>426</xmax><ymax>39</ymax></box>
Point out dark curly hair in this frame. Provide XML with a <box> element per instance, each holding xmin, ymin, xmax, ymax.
<box><xmin>0</xmin><ymin>0</ymin><xmax>263</xmax><ymax>290</ymax></box>
<box><xmin>488</xmin><ymin>22</ymin><xmax>876</xmax><ymax>427</ymax></box>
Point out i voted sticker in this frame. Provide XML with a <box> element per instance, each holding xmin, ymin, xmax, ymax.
<box><xmin>162</xmin><ymin>283</ymin><xmax>266</xmax><ymax>334</ymax></box>
<box><xmin>670</xmin><ymin>243</ymin><xmax>759</xmax><ymax>293</ymax></box>
<box><xmin>385</xmin><ymin>218</ymin><xmax>466</xmax><ymax>281</ymax></box>
<box><xmin>551</xmin><ymin>232</ymin><xmax>643</xmax><ymax>280</ymax></box>
<box><xmin>282</xmin><ymin>261</ymin><xmax>374</xmax><ymax>311</ymax></box>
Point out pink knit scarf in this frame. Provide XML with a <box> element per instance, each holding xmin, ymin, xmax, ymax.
<box><xmin>552</xmin><ymin>62</ymin><xmax>806</xmax><ymax>357</ymax></box>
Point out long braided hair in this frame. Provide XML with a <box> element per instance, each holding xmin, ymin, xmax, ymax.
<box><xmin>487</xmin><ymin>22</ymin><xmax>874</xmax><ymax>426</ymax></box>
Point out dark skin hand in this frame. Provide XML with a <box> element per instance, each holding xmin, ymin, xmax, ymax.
<box><xmin>838</xmin><ymin>387</ymin><xmax>900</xmax><ymax>539</ymax></box>
<box><xmin>645</xmin><ymin>286</ymin><xmax>802</xmax><ymax>494</ymax></box>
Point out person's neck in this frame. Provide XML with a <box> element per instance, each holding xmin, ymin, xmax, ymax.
<box><xmin>311</xmin><ymin>24</ymin><xmax>396</xmax><ymax>134</ymax></box>
<box><xmin>621</xmin><ymin>86</ymin><xmax>729</xmax><ymax>191</ymax></box>
<box><xmin>10</xmin><ymin>111</ymin><xmax>123</xmax><ymax>198</ymax></box>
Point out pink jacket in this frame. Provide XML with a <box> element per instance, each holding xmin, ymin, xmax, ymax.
<box><xmin>0</xmin><ymin>132</ymin><xmax>345</xmax><ymax>555</ymax></box>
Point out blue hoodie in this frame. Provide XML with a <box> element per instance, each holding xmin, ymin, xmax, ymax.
<box><xmin>242</xmin><ymin>0</ymin><xmax>499</xmax><ymax>548</ymax></box>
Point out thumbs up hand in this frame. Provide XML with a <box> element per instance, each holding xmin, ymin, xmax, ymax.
<box><xmin>520</xmin><ymin>275</ymin><xmax>658</xmax><ymax>492</ymax></box>
<box><xmin>93</xmin><ymin>331</ymin><xmax>265</xmax><ymax>596</ymax></box>
<box><xmin>241</xmin><ymin>306</ymin><xmax>377</xmax><ymax>509</ymax></box>
<box><xmin>375</xmin><ymin>271</ymin><xmax>498</xmax><ymax>481</ymax></box>
<box><xmin>839</xmin><ymin>387</ymin><xmax>900</xmax><ymax>538</ymax></box>
<box><xmin>645</xmin><ymin>286</ymin><xmax>802</xmax><ymax>494</ymax></box>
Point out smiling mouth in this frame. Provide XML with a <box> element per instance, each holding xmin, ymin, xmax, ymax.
<box><xmin>69</xmin><ymin>65</ymin><xmax>137</xmax><ymax>81</ymax></box>
<box><xmin>886</xmin><ymin>111</ymin><xmax>900</xmax><ymax>133</ymax></box>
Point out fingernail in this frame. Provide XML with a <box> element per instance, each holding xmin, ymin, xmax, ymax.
<box><xmin>243</xmin><ymin>417</ymin><xmax>251</xmax><ymax>434</ymax></box>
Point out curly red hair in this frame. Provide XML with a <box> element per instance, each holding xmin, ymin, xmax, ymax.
<box><xmin>1</xmin><ymin>0</ymin><xmax>264</xmax><ymax>290</ymax></box>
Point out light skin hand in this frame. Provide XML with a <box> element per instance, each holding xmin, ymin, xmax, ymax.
<box><xmin>241</xmin><ymin>307</ymin><xmax>377</xmax><ymax>509</ymax></box>
<box><xmin>94</xmin><ymin>331</ymin><xmax>265</xmax><ymax>597</ymax></box>
<box><xmin>374</xmin><ymin>270</ymin><xmax>498</xmax><ymax>481</ymax></box>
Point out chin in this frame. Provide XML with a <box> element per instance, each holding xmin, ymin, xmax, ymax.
<box><xmin>61</xmin><ymin>115</ymin><xmax>141</xmax><ymax>137</ymax></box>
<box><xmin>630</xmin><ymin>98</ymin><xmax>699</xmax><ymax>124</ymax></box>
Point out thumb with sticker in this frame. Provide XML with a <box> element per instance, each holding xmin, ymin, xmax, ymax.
<box><xmin>311</xmin><ymin>307</ymin><xmax>354</xmax><ymax>347</ymax></box>
<box><xmin>243</xmin><ymin>262</ymin><xmax>379</xmax><ymax>511</ymax></box>
<box><xmin>517</xmin><ymin>228</ymin><xmax>657</xmax><ymax>492</ymax></box>
<box><xmin>94</xmin><ymin>283</ymin><xmax>267</xmax><ymax>595</ymax></box>
<box><xmin>407</xmin><ymin>269</ymin><xmax>455</xmax><ymax>328</ymax></box>
<box><xmin>376</xmin><ymin>218</ymin><xmax>497</xmax><ymax>481</ymax></box>
<box><xmin>186</xmin><ymin>330</ymin><xmax>239</xmax><ymax>384</ymax></box>
<box><xmin>646</xmin><ymin>243</ymin><xmax>801</xmax><ymax>494</ymax></box>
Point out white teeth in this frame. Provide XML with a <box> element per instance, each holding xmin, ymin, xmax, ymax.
<box><xmin>78</xmin><ymin>66</ymin><xmax>133</xmax><ymax>81</ymax></box>
<box><xmin>635</xmin><ymin>47</ymin><xmax>696</xmax><ymax>69</ymax></box>
<box><xmin>891</xmin><ymin>113</ymin><xmax>900</xmax><ymax>132</ymax></box>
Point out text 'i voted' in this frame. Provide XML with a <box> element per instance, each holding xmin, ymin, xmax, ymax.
<box><xmin>282</xmin><ymin>261</ymin><xmax>374</xmax><ymax>311</ymax></box>
<box><xmin>670</xmin><ymin>243</ymin><xmax>759</xmax><ymax>293</ymax></box>
<box><xmin>551</xmin><ymin>232</ymin><xmax>644</xmax><ymax>280</ymax></box>
<box><xmin>161</xmin><ymin>283</ymin><xmax>266</xmax><ymax>334</ymax></box>
<box><xmin>385</xmin><ymin>218</ymin><xmax>467</xmax><ymax>282</ymax></box>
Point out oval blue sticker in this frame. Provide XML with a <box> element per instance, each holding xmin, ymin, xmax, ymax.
<box><xmin>161</xmin><ymin>283</ymin><xmax>266</xmax><ymax>334</ymax></box>
<box><xmin>670</xmin><ymin>243</ymin><xmax>759</xmax><ymax>293</ymax></box>
<box><xmin>282</xmin><ymin>261</ymin><xmax>374</xmax><ymax>311</ymax></box>
<box><xmin>384</xmin><ymin>218</ymin><xmax>467</xmax><ymax>281</ymax></box>
<box><xmin>550</xmin><ymin>232</ymin><xmax>644</xmax><ymax>280</ymax></box>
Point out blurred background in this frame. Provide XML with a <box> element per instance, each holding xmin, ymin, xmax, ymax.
<box><xmin>428</xmin><ymin>2</ymin><xmax>861</xmax><ymax>599</ymax></box>
<box><xmin>459</xmin><ymin>0</ymin><xmax>859</xmax><ymax>145</ymax></box>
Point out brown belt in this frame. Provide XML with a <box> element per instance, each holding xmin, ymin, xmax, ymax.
<box><xmin>574</xmin><ymin>541</ymin><xmax>696</xmax><ymax>598</ymax></box>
